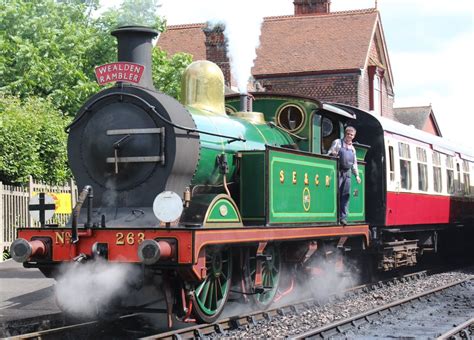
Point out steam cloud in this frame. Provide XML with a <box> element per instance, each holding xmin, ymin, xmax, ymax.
<box><xmin>55</xmin><ymin>260</ymin><xmax>141</xmax><ymax>318</ymax></box>
<box><xmin>159</xmin><ymin>0</ymin><xmax>266</xmax><ymax>94</ymax></box>
<box><xmin>208</xmin><ymin>1</ymin><xmax>265</xmax><ymax>94</ymax></box>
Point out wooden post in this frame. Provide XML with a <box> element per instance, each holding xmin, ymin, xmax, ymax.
<box><xmin>28</xmin><ymin>175</ymin><xmax>34</xmax><ymax>228</ymax></box>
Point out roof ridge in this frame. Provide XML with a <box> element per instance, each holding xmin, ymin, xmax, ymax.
<box><xmin>165</xmin><ymin>8</ymin><xmax>379</xmax><ymax>29</ymax></box>
<box><xmin>394</xmin><ymin>106</ymin><xmax>432</xmax><ymax>110</ymax></box>
<box><xmin>264</xmin><ymin>8</ymin><xmax>378</xmax><ymax>21</ymax></box>
<box><xmin>165</xmin><ymin>22</ymin><xmax>205</xmax><ymax>30</ymax></box>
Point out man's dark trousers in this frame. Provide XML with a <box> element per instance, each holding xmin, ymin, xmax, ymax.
<box><xmin>339</xmin><ymin>170</ymin><xmax>351</xmax><ymax>222</ymax></box>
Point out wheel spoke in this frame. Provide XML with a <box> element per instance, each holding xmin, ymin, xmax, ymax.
<box><xmin>205</xmin><ymin>280</ymin><xmax>214</xmax><ymax>308</ymax></box>
<box><xmin>197</xmin><ymin>279</ymin><xmax>210</xmax><ymax>301</ymax></box>
<box><xmin>213</xmin><ymin>280</ymin><xmax>219</xmax><ymax>310</ymax></box>
<box><xmin>216</xmin><ymin>277</ymin><xmax>223</xmax><ymax>300</ymax></box>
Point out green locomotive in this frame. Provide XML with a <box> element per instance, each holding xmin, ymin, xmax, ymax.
<box><xmin>11</xmin><ymin>27</ymin><xmax>371</xmax><ymax>325</ymax></box>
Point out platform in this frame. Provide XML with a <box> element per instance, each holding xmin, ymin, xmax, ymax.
<box><xmin>0</xmin><ymin>259</ymin><xmax>59</xmax><ymax>336</ymax></box>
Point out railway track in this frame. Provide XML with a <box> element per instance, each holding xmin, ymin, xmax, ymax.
<box><xmin>6</xmin><ymin>266</ymin><xmax>472</xmax><ymax>339</ymax></box>
<box><xmin>437</xmin><ymin>317</ymin><xmax>474</xmax><ymax>340</ymax></box>
<box><xmin>296</xmin><ymin>278</ymin><xmax>473</xmax><ymax>338</ymax></box>
<box><xmin>141</xmin><ymin>266</ymin><xmax>473</xmax><ymax>339</ymax></box>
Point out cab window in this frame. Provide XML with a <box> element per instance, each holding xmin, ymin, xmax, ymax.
<box><xmin>321</xmin><ymin>116</ymin><xmax>339</xmax><ymax>154</ymax></box>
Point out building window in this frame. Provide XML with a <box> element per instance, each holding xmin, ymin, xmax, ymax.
<box><xmin>462</xmin><ymin>160</ymin><xmax>470</xmax><ymax>194</ymax></box>
<box><xmin>399</xmin><ymin>142</ymin><xmax>411</xmax><ymax>190</ymax></box>
<box><xmin>373</xmin><ymin>74</ymin><xmax>382</xmax><ymax>115</ymax></box>
<box><xmin>368</xmin><ymin>66</ymin><xmax>384</xmax><ymax>115</ymax></box>
<box><xmin>433</xmin><ymin>151</ymin><xmax>442</xmax><ymax>193</ymax></box>
<box><xmin>416</xmin><ymin>147</ymin><xmax>428</xmax><ymax>191</ymax></box>
<box><xmin>446</xmin><ymin>156</ymin><xmax>455</xmax><ymax>194</ymax></box>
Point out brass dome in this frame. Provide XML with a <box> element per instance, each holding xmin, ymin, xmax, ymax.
<box><xmin>181</xmin><ymin>60</ymin><xmax>226</xmax><ymax>115</ymax></box>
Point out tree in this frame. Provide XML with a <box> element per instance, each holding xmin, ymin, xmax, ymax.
<box><xmin>152</xmin><ymin>47</ymin><xmax>193</xmax><ymax>100</ymax></box>
<box><xmin>0</xmin><ymin>0</ymin><xmax>192</xmax><ymax>184</ymax></box>
<box><xmin>0</xmin><ymin>0</ymin><xmax>191</xmax><ymax>116</ymax></box>
<box><xmin>0</xmin><ymin>94</ymin><xmax>70</xmax><ymax>185</ymax></box>
<box><xmin>0</xmin><ymin>0</ymin><xmax>108</xmax><ymax>114</ymax></box>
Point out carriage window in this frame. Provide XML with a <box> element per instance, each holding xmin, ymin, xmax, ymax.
<box><xmin>462</xmin><ymin>161</ymin><xmax>470</xmax><ymax>194</ymax></box>
<box><xmin>388</xmin><ymin>146</ymin><xmax>395</xmax><ymax>182</ymax></box>
<box><xmin>462</xmin><ymin>160</ymin><xmax>470</xmax><ymax>194</ymax></box>
<box><xmin>446</xmin><ymin>156</ymin><xmax>455</xmax><ymax>194</ymax></box>
<box><xmin>416</xmin><ymin>147</ymin><xmax>428</xmax><ymax>191</ymax></box>
<box><xmin>433</xmin><ymin>151</ymin><xmax>442</xmax><ymax>193</ymax></box>
<box><xmin>456</xmin><ymin>163</ymin><xmax>461</xmax><ymax>193</ymax></box>
<box><xmin>399</xmin><ymin>142</ymin><xmax>412</xmax><ymax>190</ymax></box>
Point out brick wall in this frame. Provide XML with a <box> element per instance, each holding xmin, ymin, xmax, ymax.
<box><xmin>258</xmin><ymin>72</ymin><xmax>360</xmax><ymax>106</ymax></box>
<box><xmin>358</xmin><ymin>68</ymin><xmax>371</xmax><ymax>111</ymax></box>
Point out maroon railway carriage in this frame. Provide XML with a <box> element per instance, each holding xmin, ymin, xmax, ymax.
<box><xmin>335</xmin><ymin>104</ymin><xmax>474</xmax><ymax>270</ymax></box>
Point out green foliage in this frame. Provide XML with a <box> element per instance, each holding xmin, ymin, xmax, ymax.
<box><xmin>0</xmin><ymin>93</ymin><xmax>70</xmax><ymax>185</ymax></box>
<box><xmin>113</xmin><ymin>0</ymin><xmax>166</xmax><ymax>31</ymax></box>
<box><xmin>0</xmin><ymin>0</ymin><xmax>192</xmax><ymax>184</ymax></box>
<box><xmin>0</xmin><ymin>0</ymin><xmax>191</xmax><ymax>116</ymax></box>
<box><xmin>0</xmin><ymin>0</ymin><xmax>109</xmax><ymax>114</ymax></box>
<box><xmin>152</xmin><ymin>48</ymin><xmax>193</xmax><ymax>100</ymax></box>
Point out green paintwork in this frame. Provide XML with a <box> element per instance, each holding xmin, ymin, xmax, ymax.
<box><xmin>311</xmin><ymin>114</ymin><xmax>322</xmax><ymax>153</ymax></box>
<box><xmin>269</xmin><ymin>148</ymin><xmax>337</xmax><ymax>224</ymax></box>
<box><xmin>239</xmin><ymin>147</ymin><xmax>338</xmax><ymax>224</ymax></box>
<box><xmin>354</xmin><ymin>143</ymin><xmax>370</xmax><ymax>161</ymax></box>
<box><xmin>226</xmin><ymin>96</ymin><xmax>320</xmax><ymax>152</ymax></box>
<box><xmin>347</xmin><ymin>164</ymin><xmax>366</xmax><ymax>222</ymax></box>
<box><xmin>188</xmin><ymin>107</ymin><xmax>294</xmax><ymax>186</ymax></box>
<box><xmin>207</xmin><ymin>198</ymin><xmax>240</xmax><ymax>223</ymax></box>
<box><xmin>239</xmin><ymin>152</ymin><xmax>266</xmax><ymax>221</ymax></box>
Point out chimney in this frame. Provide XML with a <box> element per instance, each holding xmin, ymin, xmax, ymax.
<box><xmin>111</xmin><ymin>26</ymin><xmax>158</xmax><ymax>89</ymax></box>
<box><xmin>294</xmin><ymin>0</ymin><xmax>331</xmax><ymax>15</ymax></box>
<box><xmin>203</xmin><ymin>24</ymin><xmax>232</xmax><ymax>87</ymax></box>
<box><xmin>239</xmin><ymin>94</ymin><xmax>254</xmax><ymax>112</ymax></box>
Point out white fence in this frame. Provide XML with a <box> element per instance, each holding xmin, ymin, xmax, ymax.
<box><xmin>0</xmin><ymin>176</ymin><xmax>77</xmax><ymax>260</ymax></box>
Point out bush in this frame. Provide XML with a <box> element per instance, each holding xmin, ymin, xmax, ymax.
<box><xmin>0</xmin><ymin>93</ymin><xmax>71</xmax><ymax>184</ymax></box>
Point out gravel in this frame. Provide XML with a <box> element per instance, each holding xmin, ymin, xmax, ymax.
<box><xmin>218</xmin><ymin>268</ymin><xmax>474</xmax><ymax>338</ymax></box>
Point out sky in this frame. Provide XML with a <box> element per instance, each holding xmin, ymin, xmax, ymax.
<box><xmin>100</xmin><ymin>0</ymin><xmax>474</xmax><ymax>147</ymax></box>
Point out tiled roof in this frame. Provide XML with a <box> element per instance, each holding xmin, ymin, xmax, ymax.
<box><xmin>158</xmin><ymin>23</ymin><xmax>207</xmax><ymax>60</ymax></box>
<box><xmin>393</xmin><ymin>106</ymin><xmax>432</xmax><ymax>130</ymax></box>
<box><xmin>157</xmin><ymin>9</ymin><xmax>379</xmax><ymax>75</ymax></box>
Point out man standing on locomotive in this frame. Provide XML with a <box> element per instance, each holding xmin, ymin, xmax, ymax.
<box><xmin>328</xmin><ymin>126</ymin><xmax>361</xmax><ymax>225</ymax></box>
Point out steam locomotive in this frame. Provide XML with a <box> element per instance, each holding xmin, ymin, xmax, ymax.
<box><xmin>10</xmin><ymin>26</ymin><xmax>474</xmax><ymax>325</ymax></box>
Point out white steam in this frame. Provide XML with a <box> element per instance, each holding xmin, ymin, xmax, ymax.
<box><xmin>160</xmin><ymin>0</ymin><xmax>267</xmax><ymax>94</ymax></box>
<box><xmin>275</xmin><ymin>251</ymin><xmax>358</xmax><ymax>307</ymax></box>
<box><xmin>55</xmin><ymin>260</ymin><xmax>141</xmax><ymax>318</ymax></box>
<box><xmin>209</xmin><ymin>3</ymin><xmax>265</xmax><ymax>94</ymax></box>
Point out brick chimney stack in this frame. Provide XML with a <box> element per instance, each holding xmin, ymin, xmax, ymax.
<box><xmin>294</xmin><ymin>0</ymin><xmax>331</xmax><ymax>15</ymax></box>
<box><xmin>203</xmin><ymin>24</ymin><xmax>231</xmax><ymax>87</ymax></box>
